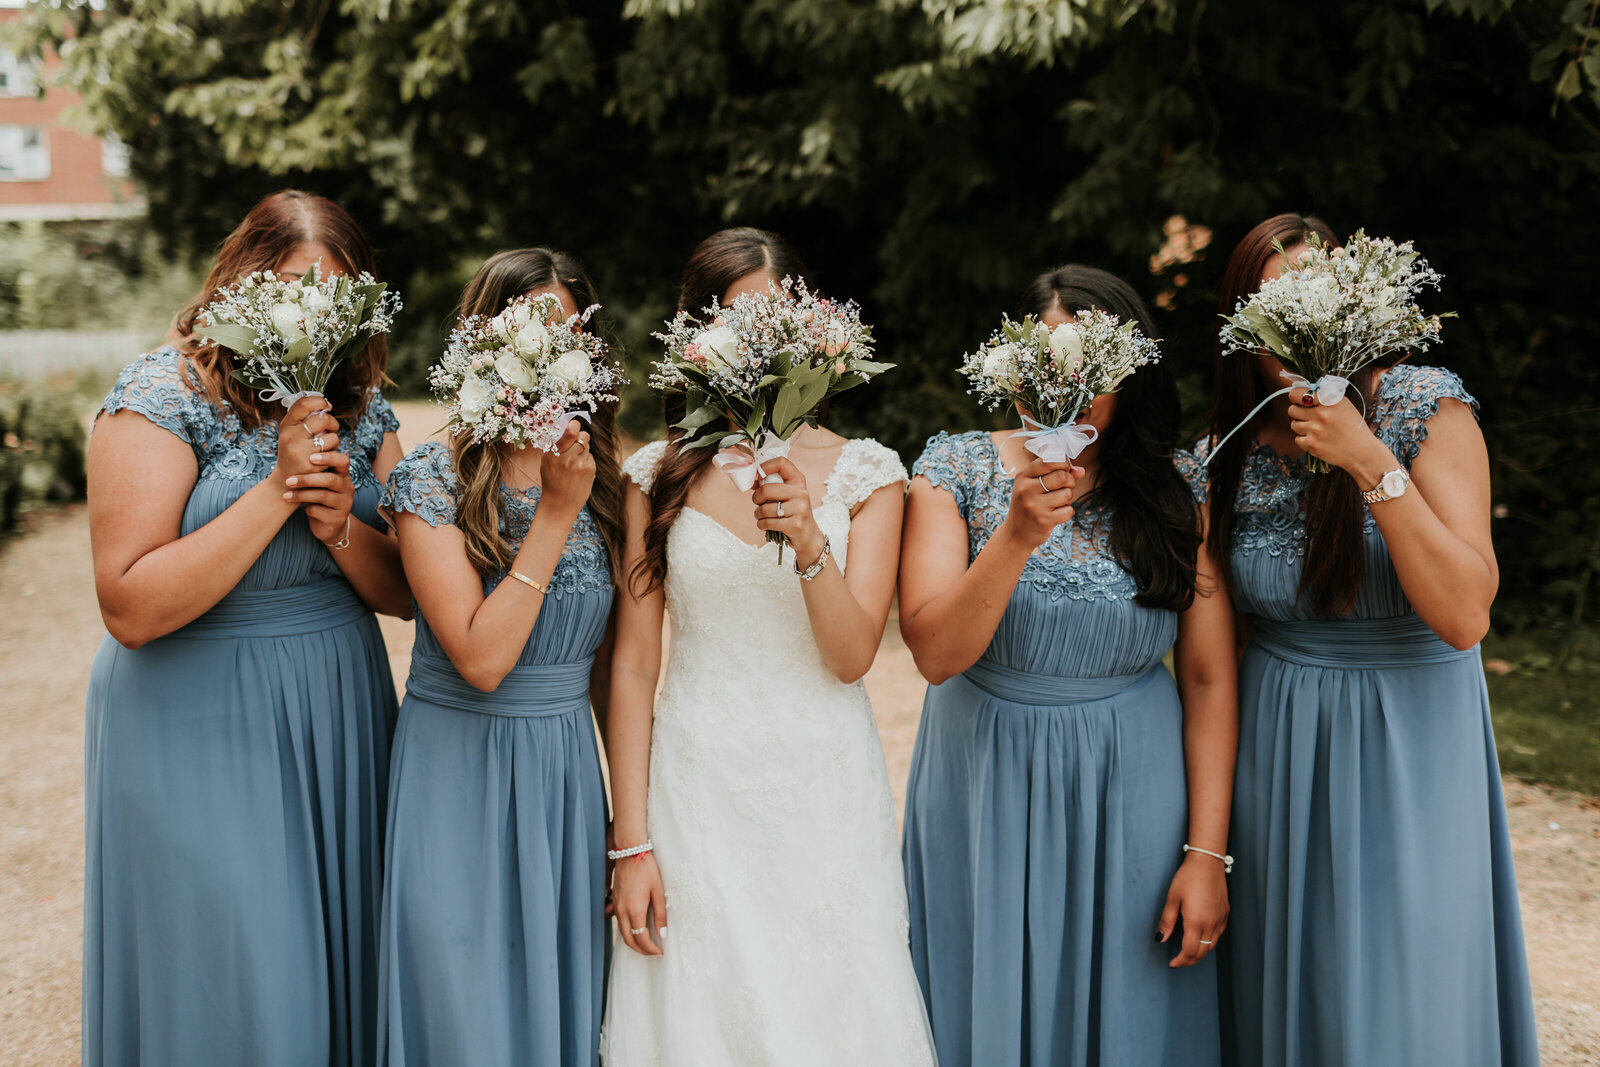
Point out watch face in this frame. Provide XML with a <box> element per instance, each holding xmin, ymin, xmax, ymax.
<box><xmin>1381</xmin><ymin>470</ymin><xmax>1408</xmax><ymax>497</ymax></box>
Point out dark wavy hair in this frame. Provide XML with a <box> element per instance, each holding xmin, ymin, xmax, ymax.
<box><xmin>630</xmin><ymin>227</ymin><xmax>812</xmax><ymax>596</ymax></box>
<box><xmin>1204</xmin><ymin>213</ymin><xmax>1395</xmax><ymax>616</ymax></box>
<box><xmin>449</xmin><ymin>248</ymin><xmax>626</xmax><ymax>586</ymax></box>
<box><xmin>172</xmin><ymin>190</ymin><xmax>388</xmax><ymax>430</ymax></box>
<box><xmin>1023</xmin><ymin>265</ymin><xmax>1200</xmax><ymax>612</ymax></box>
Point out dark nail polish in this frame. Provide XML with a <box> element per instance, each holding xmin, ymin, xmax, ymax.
<box><xmin>1155</xmin><ymin>930</ymin><xmax>1164</xmax><ymax>942</ymax></box>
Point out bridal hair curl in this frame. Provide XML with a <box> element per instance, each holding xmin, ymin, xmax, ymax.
<box><xmin>1022</xmin><ymin>266</ymin><xmax>1200</xmax><ymax>612</ymax></box>
<box><xmin>451</xmin><ymin>248</ymin><xmax>626</xmax><ymax>585</ymax></box>
<box><xmin>1205</xmin><ymin>214</ymin><xmax>1395</xmax><ymax>615</ymax></box>
<box><xmin>630</xmin><ymin>227</ymin><xmax>811</xmax><ymax>596</ymax></box>
<box><xmin>172</xmin><ymin>190</ymin><xmax>389</xmax><ymax>431</ymax></box>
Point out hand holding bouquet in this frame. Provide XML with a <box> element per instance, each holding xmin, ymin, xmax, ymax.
<box><xmin>195</xmin><ymin>262</ymin><xmax>401</xmax><ymax>409</ymax></box>
<box><xmin>1215</xmin><ymin>229</ymin><xmax>1451</xmax><ymax>472</ymax></box>
<box><xmin>961</xmin><ymin>310</ymin><xmax>1162</xmax><ymax>466</ymax></box>
<box><xmin>431</xmin><ymin>293</ymin><xmax>626</xmax><ymax>452</ymax></box>
<box><xmin>650</xmin><ymin>277</ymin><xmax>892</xmax><ymax>561</ymax></box>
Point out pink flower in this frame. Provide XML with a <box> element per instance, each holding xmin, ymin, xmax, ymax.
<box><xmin>833</xmin><ymin>360</ymin><xmax>847</xmax><ymax>374</ymax></box>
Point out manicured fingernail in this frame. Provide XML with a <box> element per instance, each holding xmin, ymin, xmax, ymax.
<box><xmin>283</xmin><ymin>492</ymin><xmax>294</xmax><ymax>500</ymax></box>
<box><xmin>286</xmin><ymin>477</ymin><xmax>298</xmax><ymax>487</ymax></box>
<box><xmin>658</xmin><ymin>927</ymin><xmax>667</xmax><ymax>939</ymax></box>
<box><xmin>310</xmin><ymin>454</ymin><xmax>324</xmax><ymax>463</ymax></box>
<box><xmin>1155</xmin><ymin>930</ymin><xmax>1164</xmax><ymax>942</ymax></box>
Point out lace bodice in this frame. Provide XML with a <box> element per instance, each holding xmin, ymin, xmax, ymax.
<box><xmin>100</xmin><ymin>347</ymin><xmax>397</xmax><ymax>491</ymax></box>
<box><xmin>382</xmin><ymin>441</ymin><xmax>612</xmax><ymax>600</ymax></box>
<box><xmin>914</xmin><ymin>430</ymin><xmax>1139</xmax><ymax>602</ymax></box>
<box><xmin>96</xmin><ymin>347</ymin><xmax>397</xmax><ymax>593</ymax></box>
<box><xmin>1184</xmin><ymin>363</ymin><xmax>1478</xmax><ymax>621</ymax></box>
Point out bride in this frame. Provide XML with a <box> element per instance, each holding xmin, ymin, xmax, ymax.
<box><xmin>600</xmin><ymin>227</ymin><xmax>936</xmax><ymax>1066</ymax></box>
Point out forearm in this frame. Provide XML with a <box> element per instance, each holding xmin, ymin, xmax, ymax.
<box><xmin>901</xmin><ymin>529</ymin><xmax>1032</xmax><ymax>683</ymax></box>
<box><xmin>450</xmin><ymin>508</ymin><xmax>578</xmax><ymax>688</ymax></box>
<box><xmin>607</xmin><ymin>675</ymin><xmax>657</xmax><ymax>846</ymax></box>
<box><xmin>97</xmin><ymin>479</ymin><xmax>296</xmax><ymax>647</ymax></box>
<box><xmin>1179</xmin><ymin>680</ymin><xmax>1237</xmax><ymax>855</ymax></box>
<box><xmin>326</xmin><ymin>517</ymin><xmax>413</xmax><ymax>618</ymax></box>
<box><xmin>796</xmin><ymin>557</ymin><xmax>884</xmax><ymax>683</ymax></box>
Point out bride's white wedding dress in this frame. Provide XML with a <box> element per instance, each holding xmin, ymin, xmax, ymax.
<box><xmin>601</xmin><ymin>438</ymin><xmax>937</xmax><ymax>1067</ymax></box>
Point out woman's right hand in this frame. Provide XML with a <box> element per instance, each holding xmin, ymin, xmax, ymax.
<box><xmin>273</xmin><ymin>395</ymin><xmax>340</xmax><ymax>492</ymax></box>
<box><xmin>999</xmin><ymin>456</ymin><xmax>1081</xmax><ymax>549</ymax></box>
<box><xmin>612</xmin><ymin>849</ymin><xmax>668</xmax><ymax>957</ymax></box>
<box><xmin>539</xmin><ymin>419</ymin><xmax>596</xmax><ymax>519</ymax></box>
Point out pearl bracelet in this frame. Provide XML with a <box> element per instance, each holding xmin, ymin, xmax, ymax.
<box><xmin>608</xmin><ymin>841</ymin><xmax>653</xmax><ymax>860</ymax></box>
<box><xmin>1183</xmin><ymin>844</ymin><xmax>1234</xmax><ymax>874</ymax></box>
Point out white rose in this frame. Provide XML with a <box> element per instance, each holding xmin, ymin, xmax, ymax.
<box><xmin>494</xmin><ymin>353</ymin><xmax>539</xmax><ymax>391</ymax></box>
<box><xmin>511</xmin><ymin>318</ymin><xmax>550</xmax><ymax>358</ymax></box>
<box><xmin>270</xmin><ymin>302</ymin><xmax>305</xmax><ymax>340</ymax></box>
<box><xmin>549</xmin><ymin>349</ymin><xmax>592</xmax><ymax>389</ymax></box>
<box><xmin>693</xmin><ymin>326</ymin><xmax>742</xmax><ymax>373</ymax></box>
<box><xmin>980</xmin><ymin>344</ymin><xmax>1019</xmax><ymax>385</ymax></box>
<box><xmin>302</xmin><ymin>287</ymin><xmax>330</xmax><ymax>313</ymax></box>
<box><xmin>1047</xmin><ymin>322</ymin><xmax>1085</xmax><ymax>370</ymax></box>
<box><xmin>457</xmin><ymin>373</ymin><xmax>495</xmax><ymax>420</ymax></box>
<box><xmin>507</xmin><ymin>301</ymin><xmax>534</xmax><ymax>329</ymax></box>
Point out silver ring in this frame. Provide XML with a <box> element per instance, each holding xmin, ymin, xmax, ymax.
<box><xmin>776</xmin><ymin>501</ymin><xmax>785</xmax><ymax>518</ymax></box>
<box><xmin>1037</xmin><ymin>475</ymin><xmax>1049</xmax><ymax>493</ymax></box>
<box><xmin>303</xmin><ymin>422</ymin><xmax>316</xmax><ymax>437</ymax></box>
<box><xmin>1198</xmin><ymin>938</ymin><xmax>1213</xmax><ymax>945</ymax></box>
<box><xmin>312</xmin><ymin>435</ymin><xmax>326</xmax><ymax>450</ymax></box>
<box><xmin>629</xmin><ymin>926</ymin><xmax>646</xmax><ymax>936</ymax></box>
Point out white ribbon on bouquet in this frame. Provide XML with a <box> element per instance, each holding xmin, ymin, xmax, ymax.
<box><xmin>1012</xmin><ymin>412</ymin><xmax>1099</xmax><ymax>465</ymax></box>
<box><xmin>1202</xmin><ymin>370</ymin><xmax>1356</xmax><ymax>465</ymax></box>
<box><xmin>713</xmin><ymin>431</ymin><xmax>791</xmax><ymax>491</ymax></box>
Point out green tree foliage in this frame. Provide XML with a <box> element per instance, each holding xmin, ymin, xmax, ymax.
<box><xmin>9</xmin><ymin>0</ymin><xmax>1600</xmax><ymax>630</ymax></box>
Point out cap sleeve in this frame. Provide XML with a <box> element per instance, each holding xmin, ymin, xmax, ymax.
<box><xmin>97</xmin><ymin>349</ymin><xmax>202</xmax><ymax>449</ymax></box>
<box><xmin>911</xmin><ymin>430</ymin><xmax>985</xmax><ymax>519</ymax></box>
<box><xmin>382</xmin><ymin>441</ymin><xmax>460</xmax><ymax>528</ymax></box>
<box><xmin>622</xmin><ymin>439</ymin><xmax>669</xmax><ymax>494</ymax></box>
<box><xmin>1376</xmin><ymin>364</ymin><xmax>1480</xmax><ymax>468</ymax></box>
<box><xmin>827</xmin><ymin>438</ymin><xmax>908</xmax><ymax>512</ymax></box>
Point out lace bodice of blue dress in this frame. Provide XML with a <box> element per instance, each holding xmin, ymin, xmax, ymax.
<box><xmin>98</xmin><ymin>346</ymin><xmax>398</xmax><ymax>593</ymax></box>
<box><xmin>382</xmin><ymin>440</ymin><xmax>614</xmax><ymax>666</ymax></box>
<box><xmin>1181</xmin><ymin>363</ymin><xmax>1477</xmax><ymax>623</ymax></box>
<box><xmin>914</xmin><ymin>429</ymin><xmax>1177</xmax><ymax>679</ymax></box>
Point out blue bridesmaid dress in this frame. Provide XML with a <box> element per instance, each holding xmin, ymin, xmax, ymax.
<box><xmin>900</xmin><ymin>430</ymin><xmax>1220</xmax><ymax>1067</ymax></box>
<box><xmin>1186</xmin><ymin>364</ymin><xmax>1540</xmax><ymax>1066</ymax></box>
<box><xmin>376</xmin><ymin>441</ymin><xmax>612</xmax><ymax>1067</ymax></box>
<box><xmin>84</xmin><ymin>348</ymin><xmax>400</xmax><ymax>1066</ymax></box>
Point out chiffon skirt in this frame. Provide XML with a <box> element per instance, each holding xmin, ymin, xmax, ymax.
<box><xmin>1225</xmin><ymin>616</ymin><xmax>1540</xmax><ymax>1067</ymax></box>
<box><xmin>83</xmin><ymin>581</ymin><xmax>397</xmax><ymax>1067</ymax></box>
<box><xmin>377</xmin><ymin>654</ymin><xmax>608</xmax><ymax>1067</ymax></box>
<box><xmin>902</xmin><ymin>659</ymin><xmax>1221</xmax><ymax>1067</ymax></box>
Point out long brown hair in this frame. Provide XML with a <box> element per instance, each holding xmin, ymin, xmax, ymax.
<box><xmin>1024</xmin><ymin>266</ymin><xmax>1200</xmax><ymax>611</ymax></box>
<box><xmin>450</xmin><ymin>248</ymin><xmax>626</xmax><ymax>585</ymax></box>
<box><xmin>631</xmin><ymin>227</ymin><xmax>812</xmax><ymax>596</ymax></box>
<box><xmin>171</xmin><ymin>190</ymin><xmax>388</xmax><ymax>429</ymax></box>
<box><xmin>1206</xmin><ymin>212</ymin><xmax>1395</xmax><ymax>616</ymax></box>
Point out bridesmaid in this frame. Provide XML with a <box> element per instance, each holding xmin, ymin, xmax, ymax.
<box><xmin>84</xmin><ymin>190</ymin><xmax>408</xmax><ymax>1066</ymax></box>
<box><xmin>899</xmin><ymin>265</ymin><xmax>1238</xmax><ymax>1067</ymax></box>
<box><xmin>1194</xmin><ymin>214</ymin><xmax>1540</xmax><ymax>1066</ymax></box>
<box><xmin>376</xmin><ymin>248</ymin><xmax>622</xmax><ymax>1066</ymax></box>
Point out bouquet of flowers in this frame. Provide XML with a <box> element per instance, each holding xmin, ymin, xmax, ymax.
<box><xmin>430</xmin><ymin>293</ymin><xmax>626</xmax><ymax>452</ymax></box>
<box><xmin>1215</xmin><ymin>229</ymin><xmax>1451</xmax><ymax>472</ymax></box>
<box><xmin>650</xmin><ymin>276</ymin><xmax>892</xmax><ymax>560</ymax></box>
<box><xmin>960</xmin><ymin>310</ymin><xmax>1162</xmax><ymax>463</ymax></box>
<box><xmin>195</xmin><ymin>263</ymin><xmax>402</xmax><ymax>408</ymax></box>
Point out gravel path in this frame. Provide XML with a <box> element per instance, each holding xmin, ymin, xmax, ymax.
<box><xmin>3</xmin><ymin>403</ymin><xmax>1595</xmax><ymax>1063</ymax></box>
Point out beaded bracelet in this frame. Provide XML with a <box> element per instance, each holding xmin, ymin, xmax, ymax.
<box><xmin>1183</xmin><ymin>843</ymin><xmax>1234</xmax><ymax>874</ymax></box>
<box><xmin>608</xmin><ymin>841</ymin><xmax>654</xmax><ymax>861</ymax></box>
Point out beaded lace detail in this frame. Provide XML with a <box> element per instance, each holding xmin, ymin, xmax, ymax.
<box><xmin>913</xmin><ymin>429</ymin><xmax>1139</xmax><ymax>602</ymax></box>
<box><xmin>1186</xmin><ymin>363</ymin><xmax>1478</xmax><ymax>560</ymax></box>
<box><xmin>98</xmin><ymin>347</ymin><xmax>397</xmax><ymax>489</ymax></box>
<box><xmin>382</xmin><ymin>440</ymin><xmax>611</xmax><ymax>599</ymax></box>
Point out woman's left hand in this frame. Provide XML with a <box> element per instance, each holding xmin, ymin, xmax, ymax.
<box><xmin>752</xmin><ymin>456</ymin><xmax>826</xmax><ymax>568</ymax></box>
<box><xmin>1285</xmin><ymin>385</ymin><xmax>1398</xmax><ymax>481</ymax></box>
<box><xmin>284</xmin><ymin>447</ymin><xmax>356</xmax><ymax>547</ymax></box>
<box><xmin>1156</xmin><ymin>853</ymin><xmax>1229</xmax><ymax>968</ymax></box>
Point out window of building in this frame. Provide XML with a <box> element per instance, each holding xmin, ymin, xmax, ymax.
<box><xmin>0</xmin><ymin>49</ymin><xmax>38</xmax><ymax>98</ymax></box>
<box><xmin>0</xmin><ymin>125</ymin><xmax>51</xmax><ymax>181</ymax></box>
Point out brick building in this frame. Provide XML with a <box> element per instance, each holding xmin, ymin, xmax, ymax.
<box><xmin>0</xmin><ymin>8</ymin><xmax>141</xmax><ymax>221</ymax></box>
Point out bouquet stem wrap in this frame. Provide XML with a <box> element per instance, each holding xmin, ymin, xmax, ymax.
<box><xmin>713</xmin><ymin>432</ymin><xmax>792</xmax><ymax>560</ymax></box>
<box><xmin>1012</xmin><ymin>412</ymin><xmax>1099</xmax><ymax>466</ymax></box>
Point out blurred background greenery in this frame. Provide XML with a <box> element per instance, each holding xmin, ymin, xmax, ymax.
<box><xmin>2</xmin><ymin>0</ymin><xmax>1597</xmax><ymax>788</ymax></box>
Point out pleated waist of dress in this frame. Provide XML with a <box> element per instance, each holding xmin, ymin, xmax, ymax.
<box><xmin>174</xmin><ymin>579</ymin><xmax>371</xmax><ymax>640</ymax></box>
<box><xmin>404</xmin><ymin>651</ymin><xmax>594</xmax><ymax>716</ymax></box>
<box><xmin>1251</xmin><ymin>615</ymin><xmax>1475</xmax><ymax>669</ymax></box>
<box><xmin>961</xmin><ymin>658</ymin><xmax>1164</xmax><ymax>706</ymax></box>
